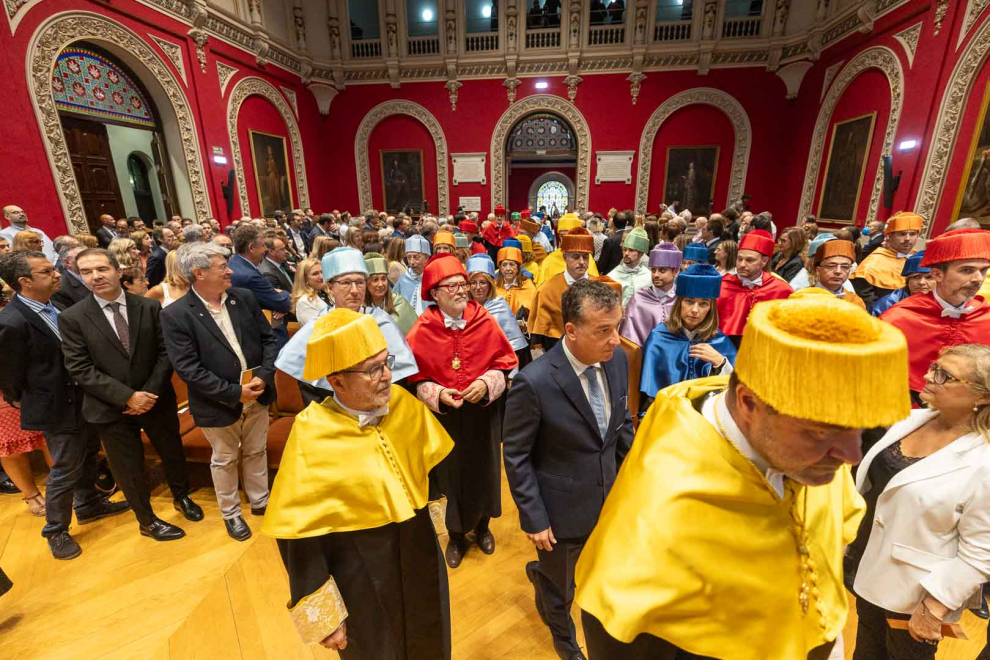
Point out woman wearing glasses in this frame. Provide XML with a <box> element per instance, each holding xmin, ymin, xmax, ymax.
<box><xmin>848</xmin><ymin>344</ymin><xmax>990</xmax><ymax>658</ymax></box>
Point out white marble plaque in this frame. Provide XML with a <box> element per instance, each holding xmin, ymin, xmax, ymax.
<box><xmin>452</xmin><ymin>152</ymin><xmax>487</xmax><ymax>185</ymax></box>
<box><xmin>459</xmin><ymin>196</ymin><xmax>482</xmax><ymax>212</ymax></box>
<box><xmin>595</xmin><ymin>151</ymin><xmax>635</xmax><ymax>184</ymax></box>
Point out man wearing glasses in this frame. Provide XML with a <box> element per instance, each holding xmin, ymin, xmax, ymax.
<box><xmin>264</xmin><ymin>309</ymin><xmax>454</xmax><ymax>659</ymax></box>
<box><xmin>809</xmin><ymin>239</ymin><xmax>867</xmax><ymax>310</ymax></box>
<box><xmin>881</xmin><ymin>228</ymin><xmax>990</xmax><ymax>402</ymax></box>
<box><xmin>161</xmin><ymin>242</ymin><xmax>279</xmax><ymax>542</ymax></box>
<box><xmin>274</xmin><ymin>247</ymin><xmax>418</xmax><ymax>405</ymax></box>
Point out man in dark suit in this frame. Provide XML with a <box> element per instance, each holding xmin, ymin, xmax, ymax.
<box><xmin>229</xmin><ymin>224</ymin><xmax>291</xmax><ymax>348</ymax></box>
<box><xmin>161</xmin><ymin>242</ymin><xmax>278</xmax><ymax>542</ymax></box>
<box><xmin>50</xmin><ymin>244</ymin><xmax>89</xmax><ymax>309</ymax></box>
<box><xmin>0</xmin><ymin>250</ymin><xmax>130</xmax><ymax>560</ymax></box>
<box><xmin>96</xmin><ymin>213</ymin><xmax>117</xmax><ymax>249</ymax></box>
<box><xmin>306</xmin><ymin>213</ymin><xmax>336</xmax><ymax>251</ymax></box>
<box><xmin>145</xmin><ymin>227</ymin><xmax>176</xmax><ymax>288</ymax></box>
<box><xmin>259</xmin><ymin>237</ymin><xmax>294</xmax><ymax>292</ymax></box>
<box><xmin>504</xmin><ymin>279</ymin><xmax>634</xmax><ymax>660</ymax></box>
<box><xmin>703</xmin><ymin>215</ymin><xmax>725</xmax><ymax>265</ymax></box>
<box><xmin>281</xmin><ymin>210</ymin><xmax>308</xmax><ymax>259</ymax></box>
<box><xmin>596</xmin><ymin>210</ymin><xmax>630</xmax><ymax>276</ymax></box>
<box><xmin>60</xmin><ymin>248</ymin><xmax>203</xmax><ymax>542</ymax></box>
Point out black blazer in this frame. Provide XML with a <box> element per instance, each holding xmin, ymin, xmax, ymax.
<box><xmin>0</xmin><ymin>297</ymin><xmax>81</xmax><ymax>431</ymax></box>
<box><xmin>706</xmin><ymin>237</ymin><xmax>723</xmax><ymax>265</ymax></box>
<box><xmin>596</xmin><ymin>233</ymin><xmax>624</xmax><ymax>275</ymax></box>
<box><xmin>50</xmin><ymin>271</ymin><xmax>90</xmax><ymax>310</ymax></box>
<box><xmin>160</xmin><ymin>287</ymin><xmax>277</xmax><ymax>428</ymax></box>
<box><xmin>503</xmin><ymin>342</ymin><xmax>634</xmax><ymax>539</ymax></box>
<box><xmin>59</xmin><ymin>292</ymin><xmax>176</xmax><ymax>424</ymax></box>
<box><xmin>259</xmin><ymin>258</ymin><xmax>294</xmax><ymax>292</ymax></box>
<box><xmin>96</xmin><ymin>226</ymin><xmax>116</xmax><ymax>248</ymax></box>
<box><xmin>145</xmin><ymin>246</ymin><xmax>168</xmax><ymax>288</ymax></box>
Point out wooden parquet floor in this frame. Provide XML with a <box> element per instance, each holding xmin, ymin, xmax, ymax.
<box><xmin>0</xmin><ymin>468</ymin><xmax>987</xmax><ymax>659</ymax></box>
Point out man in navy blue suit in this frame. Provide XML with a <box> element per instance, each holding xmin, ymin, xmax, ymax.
<box><xmin>503</xmin><ymin>279</ymin><xmax>634</xmax><ymax>660</ymax></box>
<box><xmin>228</xmin><ymin>224</ymin><xmax>291</xmax><ymax>347</ymax></box>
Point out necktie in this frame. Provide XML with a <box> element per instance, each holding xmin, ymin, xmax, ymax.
<box><xmin>108</xmin><ymin>302</ymin><xmax>130</xmax><ymax>353</ymax></box>
<box><xmin>941</xmin><ymin>306</ymin><xmax>975</xmax><ymax>319</ymax></box>
<box><xmin>583</xmin><ymin>366</ymin><xmax>608</xmax><ymax>438</ymax></box>
<box><xmin>444</xmin><ymin>317</ymin><xmax>466</xmax><ymax>330</ymax></box>
<box><xmin>740</xmin><ymin>276</ymin><xmax>761</xmax><ymax>289</ymax></box>
<box><xmin>42</xmin><ymin>303</ymin><xmax>60</xmax><ymax>338</ymax></box>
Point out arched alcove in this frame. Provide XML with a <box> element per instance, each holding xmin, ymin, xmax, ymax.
<box><xmin>527</xmin><ymin>171</ymin><xmax>575</xmax><ymax>213</ymax></box>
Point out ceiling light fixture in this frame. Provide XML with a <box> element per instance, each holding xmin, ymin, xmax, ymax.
<box><xmin>898</xmin><ymin>139</ymin><xmax>918</xmax><ymax>151</ymax></box>
<box><xmin>482</xmin><ymin>5</ymin><xmax>492</xmax><ymax>18</ymax></box>
<box><xmin>422</xmin><ymin>8</ymin><xmax>433</xmax><ymax>21</ymax></box>
<box><xmin>535</xmin><ymin>81</ymin><xmax>548</xmax><ymax>89</ymax></box>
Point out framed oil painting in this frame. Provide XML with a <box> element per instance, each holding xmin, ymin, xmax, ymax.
<box><xmin>817</xmin><ymin>112</ymin><xmax>877</xmax><ymax>225</ymax></box>
<box><xmin>381</xmin><ymin>149</ymin><xmax>425</xmax><ymax>214</ymax></box>
<box><xmin>953</xmin><ymin>80</ymin><xmax>990</xmax><ymax>228</ymax></box>
<box><xmin>248</xmin><ymin>130</ymin><xmax>293</xmax><ymax>218</ymax></box>
<box><xmin>662</xmin><ymin>146</ymin><xmax>719</xmax><ymax>218</ymax></box>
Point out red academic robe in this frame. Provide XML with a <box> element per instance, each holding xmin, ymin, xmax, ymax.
<box><xmin>881</xmin><ymin>293</ymin><xmax>990</xmax><ymax>392</ymax></box>
<box><xmin>717</xmin><ymin>274</ymin><xmax>794</xmax><ymax>337</ymax></box>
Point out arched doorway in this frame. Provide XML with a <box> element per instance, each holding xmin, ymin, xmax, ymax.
<box><xmin>52</xmin><ymin>43</ymin><xmax>179</xmax><ymax>233</ymax></box>
<box><xmin>506</xmin><ymin>113</ymin><xmax>577</xmax><ymax>217</ymax></box>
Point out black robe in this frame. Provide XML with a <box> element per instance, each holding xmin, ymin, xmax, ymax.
<box><xmin>277</xmin><ymin>506</ymin><xmax>450</xmax><ymax>660</ymax></box>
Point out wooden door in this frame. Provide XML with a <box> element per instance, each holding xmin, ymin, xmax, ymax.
<box><xmin>60</xmin><ymin>115</ymin><xmax>126</xmax><ymax>234</ymax></box>
<box><xmin>150</xmin><ymin>132</ymin><xmax>178</xmax><ymax>221</ymax></box>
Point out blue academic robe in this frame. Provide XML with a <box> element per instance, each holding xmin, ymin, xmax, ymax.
<box><xmin>870</xmin><ymin>287</ymin><xmax>911</xmax><ymax>317</ymax></box>
<box><xmin>484</xmin><ymin>296</ymin><xmax>528</xmax><ymax>379</ymax></box>
<box><xmin>640</xmin><ymin>325</ymin><xmax>737</xmax><ymax>398</ymax></box>
<box><xmin>394</xmin><ymin>270</ymin><xmax>433</xmax><ymax>316</ymax></box>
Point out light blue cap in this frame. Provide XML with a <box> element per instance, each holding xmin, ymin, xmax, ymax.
<box><xmin>405</xmin><ymin>235</ymin><xmax>432</xmax><ymax>255</ymax></box>
<box><xmin>321</xmin><ymin>247</ymin><xmax>369</xmax><ymax>281</ymax></box>
<box><xmin>466</xmin><ymin>254</ymin><xmax>496</xmax><ymax>278</ymax></box>
<box><xmin>808</xmin><ymin>232</ymin><xmax>836</xmax><ymax>258</ymax></box>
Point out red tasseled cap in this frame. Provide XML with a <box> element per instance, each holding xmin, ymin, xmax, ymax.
<box><xmin>920</xmin><ymin>229</ymin><xmax>990</xmax><ymax>266</ymax></box>
<box><xmin>421</xmin><ymin>253</ymin><xmax>467</xmax><ymax>302</ymax></box>
<box><xmin>520</xmin><ymin>209</ymin><xmax>531</xmax><ymax>218</ymax></box>
<box><xmin>494</xmin><ymin>205</ymin><xmax>506</xmax><ymax>215</ymax></box>
<box><xmin>459</xmin><ymin>220</ymin><xmax>478</xmax><ymax>234</ymax></box>
<box><xmin>739</xmin><ymin>229</ymin><xmax>775</xmax><ymax>258</ymax></box>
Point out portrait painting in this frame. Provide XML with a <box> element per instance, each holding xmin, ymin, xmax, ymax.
<box><xmin>248</xmin><ymin>130</ymin><xmax>293</xmax><ymax>218</ymax></box>
<box><xmin>817</xmin><ymin>112</ymin><xmax>877</xmax><ymax>224</ymax></box>
<box><xmin>662</xmin><ymin>146</ymin><xmax>719</xmax><ymax>218</ymax></box>
<box><xmin>953</xmin><ymin>81</ymin><xmax>990</xmax><ymax>228</ymax></box>
<box><xmin>381</xmin><ymin>149</ymin><xmax>425</xmax><ymax>214</ymax></box>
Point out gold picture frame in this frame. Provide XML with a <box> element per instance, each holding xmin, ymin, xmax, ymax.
<box><xmin>248</xmin><ymin>129</ymin><xmax>294</xmax><ymax>218</ymax></box>
<box><xmin>661</xmin><ymin>145</ymin><xmax>720</xmax><ymax>218</ymax></box>
<box><xmin>817</xmin><ymin>112</ymin><xmax>877</xmax><ymax>225</ymax></box>
<box><xmin>951</xmin><ymin>79</ymin><xmax>990</xmax><ymax>228</ymax></box>
<box><xmin>380</xmin><ymin>149</ymin><xmax>425</xmax><ymax>214</ymax></box>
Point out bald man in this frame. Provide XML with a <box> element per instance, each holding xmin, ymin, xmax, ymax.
<box><xmin>96</xmin><ymin>214</ymin><xmax>117</xmax><ymax>248</ymax></box>
<box><xmin>1</xmin><ymin>205</ymin><xmax>56</xmax><ymax>262</ymax></box>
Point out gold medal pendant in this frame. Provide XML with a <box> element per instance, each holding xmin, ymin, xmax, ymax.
<box><xmin>451</xmin><ymin>356</ymin><xmax>461</xmax><ymax>370</ymax></box>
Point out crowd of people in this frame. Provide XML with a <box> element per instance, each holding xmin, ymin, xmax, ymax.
<box><xmin>1</xmin><ymin>198</ymin><xmax>990</xmax><ymax>659</ymax></box>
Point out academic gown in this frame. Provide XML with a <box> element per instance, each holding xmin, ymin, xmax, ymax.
<box><xmin>394</xmin><ymin>269</ymin><xmax>433</xmax><ymax>316</ymax></box>
<box><xmin>535</xmin><ymin>249</ymin><xmax>600</xmax><ymax>287</ymax></box>
<box><xmin>528</xmin><ymin>274</ymin><xmax>619</xmax><ymax>351</ymax></box>
<box><xmin>263</xmin><ymin>389</ymin><xmax>454</xmax><ymax>659</ymax></box>
<box><xmin>620</xmin><ymin>286</ymin><xmax>676</xmax><ymax>346</ymax></box>
<box><xmin>574</xmin><ymin>377</ymin><xmax>864</xmax><ymax>660</ymax></box>
<box><xmin>870</xmin><ymin>287</ymin><xmax>911</xmax><ymax>316</ymax></box>
<box><xmin>717</xmin><ymin>273</ymin><xmax>794</xmax><ymax>340</ymax></box>
<box><xmin>881</xmin><ymin>293</ymin><xmax>990</xmax><ymax>392</ymax></box>
<box><xmin>639</xmin><ymin>326</ymin><xmax>737</xmax><ymax>398</ymax></box>
<box><xmin>484</xmin><ymin>296</ymin><xmax>532</xmax><ymax>374</ymax></box>
<box><xmin>850</xmin><ymin>247</ymin><xmax>911</xmax><ymax>305</ymax></box>
<box><xmin>496</xmin><ymin>278</ymin><xmax>537</xmax><ymax>317</ymax></box>
<box><xmin>275</xmin><ymin>305</ymin><xmax>418</xmax><ymax>391</ymax></box>
<box><xmin>606</xmin><ymin>263</ymin><xmax>652</xmax><ymax>309</ymax></box>
<box><xmin>374</xmin><ymin>292</ymin><xmax>417</xmax><ymax>335</ymax></box>
<box><xmin>406</xmin><ymin>302</ymin><xmax>518</xmax><ymax>536</ymax></box>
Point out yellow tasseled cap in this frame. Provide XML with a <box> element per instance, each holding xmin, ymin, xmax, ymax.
<box><xmin>735</xmin><ymin>297</ymin><xmax>910</xmax><ymax>428</ymax></box>
<box><xmin>303</xmin><ymin>309</ymin><xmax>387</xmax><ymax>380</ymax></box>
<box><xmin>557</xmin><ymin>213</ymin><xmax>582</xmax><ymax>233</ymax></box>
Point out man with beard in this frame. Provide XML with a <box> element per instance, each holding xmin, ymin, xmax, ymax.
<box><xmin>881</xmin><ymin>228</ymin><xmax>990</xmax><ymax>399</ymax></box>
<box><xmin>264</xmin><ymin>309</ymin><xmax>454</xmax><ymax>659</ymax></box>
<box><xmin>716</xmin><ymin>229</ymin><xmax>793</xmax><ymax>346</ymax></box>
<box><xmin>575</xmin><ymin>296</ymin><xmax>910</xmax><ymax>660</ymax></box>
<box><xmin>405</xmin><ymin>254</ymin><xmax>518</xmax><ymax>569</ymax></box>
<box><xmin>620</xmin><ymin>242</ymin><xmax>682</xmax><ymax>347</ymax></box>
<box><xmin>851</xmin><ymin>211</ymin><xmax>923</xmax><ymax>306</ymax></box>
<box><xmin>393</xmin><ymin>235</ymin><xmax>433</xmax><ymax>315</ymax></box>
<box><xmin>605</xmin><ymin>227</ymin><xmax>652</xmax><ymax>309</ymax></box>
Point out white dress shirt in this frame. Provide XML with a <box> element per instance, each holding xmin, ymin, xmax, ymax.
<box><xmin>561</xmin><ymin>337</ymin><xmax>611</xmax><ymax>425</ymax></box>
<box><xmin>95</xmin><ymin>289</ymin><xmax>128</xmax><ymax>341</ymax></box>
<box><xmin>192</xmin><ymin>288</ymin><xmax>248</xmax><ymax>371</ymax></box>
<box><xmin>333</xmin><ymin>393</ymin><xmax>388</xmax><ymax>427</ymax></box>
<box><xmin>702</xmin><ymin>392</ymin><xmax>784</xmax><ymax>497</ymax></box>
<box><xmin>933</xmin><ymin>289</ymin><xmax>976</xmax><ymax>318</ymax></box>
<box><xmin>440</xmin><ymin>309</ymin><xmax>466</xmax><ymax>331</ymax></box>
<box><xmin>563</xmin><ymin>270</ymin><xmax>588</xmax><ymax>286</ymax></box>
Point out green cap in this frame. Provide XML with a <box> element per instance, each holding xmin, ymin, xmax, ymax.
<box><xmin>454</xmin><ymin>234</ymin><xmax>471</xmax><ymax>248</ymax></box>
<box><xmin>623</xmin><ymin>227</ymin><xmax>650</xmax><ymax>254</ymax></box>
<box><xmin>510</xmin><ymin>212</ymin><xmax>521</xmax><ymax>221</ymax></box>
<box><xmin>363</xmin><ymin>253</ymin><xmax>388</xmax><ymax>275</ymax></box>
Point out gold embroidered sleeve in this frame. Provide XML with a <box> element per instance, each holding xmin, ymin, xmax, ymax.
<box><xmin>287</xmin><ymin>576</ymin><xmax>348</xmax><ymax>644</ymax></box>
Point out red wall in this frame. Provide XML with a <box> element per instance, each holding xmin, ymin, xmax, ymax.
<box><xmin>237</xmin><ymin>95</ymin><xmax>297</xmax><ymax>218</ymax></box>
<box><xmin>367</xmin><ymin>114</ymin><xmax>438</xmax><ymax>214</ymax></box>
<box><xmin>508</xmin><ymin>167</ymin><xmax>577</xmax><ymax>211</ymax></box>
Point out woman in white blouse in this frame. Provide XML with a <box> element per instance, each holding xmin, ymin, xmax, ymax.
<box><xmin>290</xmin><ymin>258</ymin><xmax>331</xmax><ymax>327</ymax></box>
<box><xmin>850</xmin><ymin>343</ymin><xmax>990</xmax><ymax>657</ymax></box>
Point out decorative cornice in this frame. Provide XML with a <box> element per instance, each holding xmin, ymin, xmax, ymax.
<box><xmin>227</xmin><ymin>76</ymin><xmax>309</xmax><ymax>216</ymax></box>
<box><xmin>149</xmin><ymin>34</ymin><xmax>187</xmax><ymax>86</ymax></box>
<box><xmin>798</xmin><ymin>47</ymin><xmax>904</xmax><ymax>226</ymax></box>
<box><xmin>633</xmin><ymin>88</ymin><xmax>752</xmax><ymax>214</ymax></box>
<box><xmin>490</xmin><ymin>95</ymin><xmax>592</xmax><ymax>212</ymax></box>
<box><xmin>27</xmin><ymin>10</ymin><xmax>210</xmax><ymax>231</ymax></box>
<box><xmin>354</xmin><ymin>100</ymin><xmax>449</xmax><ymax>216</ymax></box>
<box><xmin>216</xmin><ymin>61</ymin><xmax>239</xmax><ymax>96</ymax></box>
<box><xmin>893</xmin><ymin>22</ymin><xmax>923</xmax><ymax>68</ymax></box>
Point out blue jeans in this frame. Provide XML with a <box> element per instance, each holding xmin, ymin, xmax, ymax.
<box><xmin>41</xmin><ymin>425</ymin><xmax>102</xmax><ymax>537</ymax></box>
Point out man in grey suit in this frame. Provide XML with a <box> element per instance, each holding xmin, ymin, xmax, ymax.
<box><xmin>96</xmin><ymin>214</ymin><xmax>117</xmax><ymax>249</ymax></box>
<box><xmin>258</xmin><ymin>237</ymin><xmax>294</xmax><ymax>292</ymax></box>
<box><xmin>50</xmin><ymin>244</ymin><xmax>89</xmax><ymax>309</ymax></box>
<box><xmin>503</xmin><ymin>279</ymin><xmax>634</xmax><ymax>660</ymax></box>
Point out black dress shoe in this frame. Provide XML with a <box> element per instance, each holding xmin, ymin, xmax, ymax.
<box><xmin>552</xmin><ymin>641</ymin><xmax>586</xmax><ymax>660</ymax></box>
<box><xmin>47</xmin><ymin>531</ymin><xmax>82</xmax><ymax>560</ymax></box>
<box><xmin>971</xmin><ymin>583</ymin><xmax>990</xmax><ymax>619</ymax></box>
<box><xmin>0</xmin><ymin>476</ymin><xmax>20</xmax><ymax>495</ymax></box>
<box><xmin>445</xmin><ymin>538</ymin><xmax>465</xmax><ymax>569</ymax></box>
<box><xmin>476</xmin><ymin>529</ymin><xmax>496</xmax><ymax>555</ymax></box>
<box><xmin>76</xmin><ymin>498</ymin><xmax>131</xmax><ymax>524</ymax></box>
<box><xmin>526</xmin><ymin>561</ymin><xmax>549</xmax><ymax>626</ymax></box>
<box><xmin>250</xmin><ymin>504</ymin><xmax>267</xmax><ymax>516</ymax></box>
<box><xmin>140</xmin><ymin>519</ymin><xmax>186</xmax><ymax>541</ymax></box>
<box><xmin>173</xmin><ymin>496</ymin><xmax>204</xmax><ymax>522</ymax></box>
<box><xmin>225</xmin><ymin>515</ymin><xmax>252</xmax><ymax>542</ymax></box>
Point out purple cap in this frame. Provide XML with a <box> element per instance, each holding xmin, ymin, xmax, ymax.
<box><xmin>648</xmin><ymin>242</ymin><xmax>683</xmax><ymax>269</ymax></box>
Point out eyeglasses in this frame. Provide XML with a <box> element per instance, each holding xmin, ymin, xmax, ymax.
<box><xmin>333</xmin><ymin>278</ymin><xmax>367</xmax><ymax>289</ymax></box>
<box><xmin>818</xmin><ymin>263</ymin><xmax>852</xmax><ymax>273</ymax></box>
<box><xmin>436</xmin><ymin>281</ymin><xmax>468</xmax><ymax>294</ymax></box>
<box><xmin>469</xmin><ymin>280</ymin><xmax>490</xmax><ymax>288</ymax></box>
<box><xmin>927</xmin><ymin>362</ymin><xmax>974</xmax><ymax>386</ymax></box>
<box><xmin>342</xmin><ymin>354</ymin><xmax>394</xmax><ymax>380</ymax></box>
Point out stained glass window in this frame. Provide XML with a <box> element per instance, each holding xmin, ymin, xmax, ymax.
<box><xmin>537</xmin><ymin>181</ymin><xmax>568</xmax><ymax>216</ymax></box>
<box><xmin>508</xmin><ymin>114</ymin><xmax>576</xmax><ymax>155</ymax></box>
<box><xmin>52</xmin><ymin>47</ymin><xmax>155</xmax><ymax>128</ymax></box>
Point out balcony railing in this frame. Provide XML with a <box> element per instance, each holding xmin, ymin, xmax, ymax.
<box><xmin>588</xmin><ymin>24</ymin><xmax>625</xmax><ymax>46</ymax></box>
<box><xmin>654</xmin><ymin>21</ymin><xmax>691</xmax><ymax>42</ymax></box>
<box><xmin>722</xmin><ymin>16</ymin><xmax>762</xmax><ymax>38</ymax></box>
<box><xmin>466</xmin><ymin>32</ymin><xmax>499</xmax><ymax>52</ymax></box>
<box><xmin>408</xmin><ymin>35</ymin><xmax>440</xmax><ymax>56</ymax></box>
<box><xmin>351</xmin><ymin>39</ymin><xmax>382</xmax><ymax>58</ymax></box>
<box><xmin>525</xmin><ymin>28</ymin><xmax>561</xmax><ymax>49</ymax></box>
